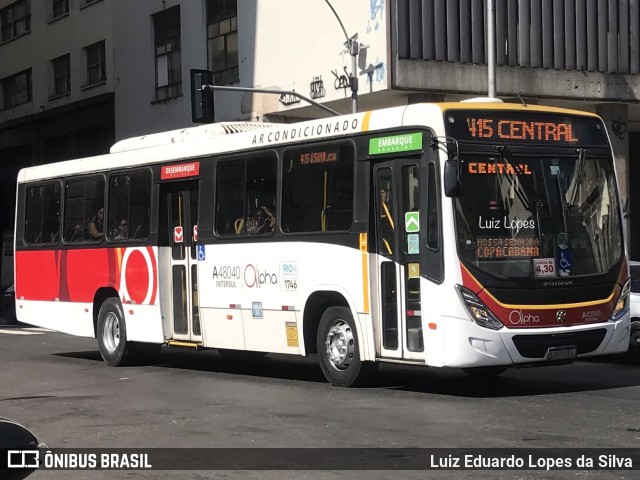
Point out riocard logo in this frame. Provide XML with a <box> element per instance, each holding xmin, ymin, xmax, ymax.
<box><xmin>369</xmin><ymin>132</ymin><xmax>423</xmax><ymax>155</ymax></box>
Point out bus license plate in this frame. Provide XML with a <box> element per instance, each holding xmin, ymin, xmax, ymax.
<box><xmin>545</xmin><ymin>346</ymin><xmax>577</xmax><ymax>361</ymax></box>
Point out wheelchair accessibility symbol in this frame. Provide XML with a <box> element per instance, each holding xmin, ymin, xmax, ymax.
<box><xmin>197</xmin><ymin>244</ymin><xmax>206</xmax><ymax>261</ymax></box>
<box><xmin>558</xmin><ymin>251</ymin><xmax>572</xmax><ymax>276</ymax></box>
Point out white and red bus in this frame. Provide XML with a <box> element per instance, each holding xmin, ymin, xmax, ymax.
<box><xmin>14</xmin><ymin>101</ymin><xmax>630</xmax><ymax>386</ymax></box>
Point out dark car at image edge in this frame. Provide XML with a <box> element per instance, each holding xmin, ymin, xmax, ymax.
<box><xmin>3</xmin><ymin>285</ymin><xmax>17</xmax><ymax>325</ymax></box>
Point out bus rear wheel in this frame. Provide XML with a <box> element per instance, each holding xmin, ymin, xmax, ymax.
<box><xmin>317</xmin><ymin>306</ymin><xmax>372</xmax><ymax>387</ymax></box>
<box><xmin>97</xmin><ymin>298</ymin><xmax>135</xmax><ymax>366</ymax></box>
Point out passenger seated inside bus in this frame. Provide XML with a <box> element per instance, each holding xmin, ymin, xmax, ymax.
<box><xmin>88</xmin><ymin>208</ymin><xmax>104</xmax><ymax>240</ymax></box>
<box><xmin>256</xmin><ymin>205</ymin><xmax>275</xmax><ymax>233</ymax></box>
<box><xmin>235</xmin><ymin>205</ymin><xmax>276</xmax><ymax>234</ymax></box>
<box><xmin>114</xmin><ymin>219</ymin><xmax>128</xmax><ymax>240</ymax></box>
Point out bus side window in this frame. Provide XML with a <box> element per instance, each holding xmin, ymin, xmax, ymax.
<box><xmin>63</xmin><ymin>176</ymin><xmax>105</xmax><ymax>244</ymax></box>
<box><xmin>281</xmin><ymin>142</ymin><xmax>354</xmax><ymax>233</ymax></box>
<box><xmin>107</xmin><ymin>171</ymin><xmax>151</xmax><ymax>242</ymax></box>
<box><xmin>215</xmin><ymin>154</ymin><xmax>277</xmax><ymax>236</ymax></box>
<box><xmin>25</xmin><ymin>182</ymin><xmax>61</xmax><ymax>246</ymax></box>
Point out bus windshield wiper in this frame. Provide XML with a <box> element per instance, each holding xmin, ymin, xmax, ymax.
<box><xmin>493</xmin><ymin>145</ymin><xmax>540</xmax><ymax>212</ymax></box>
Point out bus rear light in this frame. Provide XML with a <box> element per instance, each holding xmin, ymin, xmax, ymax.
<box><xmin>229</xmin><ymin>304</ymin><xmax>240</xmax><ymax>309</ymax></box>
<box><xmin>282</xmin><ymin>305</ymin><xmax>295</xmax><ymax>311</ymax></box>
<box><xmin>455</xmin><ymin>285</ymin><xmax>503</xmax><ymax>330</ymax></box>
<box><xmin>407</xmin><ymin>310</ymin><xmax>421</xmax><ymax>317</ymax></box>
<box><xmin>226</xmin><ymin>315</ymin><xmax>233</xmax><ymax>320</ymax></box>
<box><xmin>428</xmin><ymin>323</ymin><xmax>437</xmax><ymax>330</ymax></box>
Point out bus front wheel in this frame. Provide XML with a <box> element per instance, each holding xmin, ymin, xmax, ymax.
<box><xmin>97</xmin><ymin>298</ymin><xmax>135</xmax><ymax>366</ymax></box>
<box><xmin>317</xmin><ymin>306</ymin><xmax>373</xmax><ymax>387</ymax></box>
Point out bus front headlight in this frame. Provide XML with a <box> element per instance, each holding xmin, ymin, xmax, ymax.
<box><xmin>455</xmin><ymin>285</ymin><xmax>503</xmax><ymax>330</ymax></box>
<box><xmin>611</xmin><ymin>279</ymin><xmax>630</xmax><ymax>321</ymax></box>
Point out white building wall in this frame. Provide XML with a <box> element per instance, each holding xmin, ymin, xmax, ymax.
<box><xmin>245</xmin><ymin>0</ymin><xmax>390</xmax><ymax>119</ymax></box>
<box><xmin>113</xmin><ymin>0</ymin><xmax>390</xmax><ymax>138</ymax></box>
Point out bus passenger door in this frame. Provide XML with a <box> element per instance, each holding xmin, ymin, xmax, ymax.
<box><xmin>373</xmin><ymin>160</ymin><xmax>424</xmax><ymax>361</ymax></box>
<box><xmin>160</xmin><ymin>181</ymin><xmax>201</xmax><ymax>343</ymax></box>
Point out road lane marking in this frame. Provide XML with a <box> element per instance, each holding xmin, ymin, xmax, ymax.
<box><xmin>0</xmin><ymin>327</ymin><xmax>51</xmax><ymax>335</ymax></box>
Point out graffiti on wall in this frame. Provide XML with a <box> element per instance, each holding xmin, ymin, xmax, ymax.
<box><xmin>332</xmin><ymin>67</ymin><xmax>351</xmax><ymax>90</ymax></box>
<box><xmin>279</xmin><ymin>92</ymin><xmax>301</xmax><ymax>106</ymax></box>
<box><xmin>610</xmin><ymin>116</ymin><xmax>627</xmax><ymax>140</ymax></box>
<box><xmin>310</xmin><ymin>76</ymin><xmax>326</xmax><ymax>99</ymax></box>
<box><xmin>369</xmin><ymin>0</ymin><xmax>383</xmax><ymax>20</ymax></box>
<box><xmin>366</xmin><ymin>0</ymin><xmax>384</xmax><ymax>32</ymax></box>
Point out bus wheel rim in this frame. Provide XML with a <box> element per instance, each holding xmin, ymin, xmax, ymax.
<box><xmin>103</xmin><ymin>312</ymin><xmax>121</xmax><ymax>354</ymax></box>
<box><xmin>325</xmin><ymin>320</ymin><xmax>354</xmax><ymax>371</ymax></box>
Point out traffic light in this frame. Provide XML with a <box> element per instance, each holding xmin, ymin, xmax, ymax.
<box><xmin>190</xmin><ymin>69</ymin><xmax>214</xmax><ymax>124</ymax></box>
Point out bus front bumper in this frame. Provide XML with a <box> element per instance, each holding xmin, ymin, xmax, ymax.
<box><xmin>440</xmin><ymin>314</ymin><xmax>630</xmax><ymax>369</ymax></box>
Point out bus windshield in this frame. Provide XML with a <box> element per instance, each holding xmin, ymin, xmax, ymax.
<box><xmin>454</xmin><ymin>150</ymin><xmax>623</xmax><ymax>279</ymax></box>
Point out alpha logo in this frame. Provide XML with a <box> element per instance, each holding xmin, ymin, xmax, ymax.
<box><xmin>509</xmin><ymin>310</ymin><xmax>541</xmax><ymax>325</ymax></box>
<box><xmin>556</xmin><ymin>310</ymin><xmax>567</xmax><ymax>323</ymax></box>
<box><xmin>243</xmin><ymin>264</ymin><xmax>278</xmax><ymax>288</ymax></box>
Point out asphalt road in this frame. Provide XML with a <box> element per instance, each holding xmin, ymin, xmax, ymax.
<box><xmin>1</xmin><ymin>318</ymin><xmax>639</xmax><ymax>480</ymax></box>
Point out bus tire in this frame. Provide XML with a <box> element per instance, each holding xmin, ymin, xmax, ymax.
<box><xmin>97</xmin><ymin>298</ymin><xmax>135</xmax><ymax>366</ymax></box>
<box><xmin>317</xmin><ymin>306</ymin><xmax>372</xmax><ymax>387</ymax></box>
<box><xmin>628</xmin><ymin>322</ymin><xmax>640</xmax><ymax>363</ymax></box>
<box><xmin>462</xmin><ymin>366</ymin><xmax>507</xmax><ymax>378</ymax></box>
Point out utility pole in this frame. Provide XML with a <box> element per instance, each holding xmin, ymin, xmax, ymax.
<box><xmin>487</xmin><ymin>0</ymin><xmax>496</xmax><ymax>98</ymax></box>
<box><xmin>324</xmin><ymin>0</ymin><xmax>358</xmax><ymax>114</ymax></box>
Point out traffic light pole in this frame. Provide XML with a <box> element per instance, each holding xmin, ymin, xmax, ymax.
<box><xmin>202</xmin><ymin>84</ymin><xmax>341</xmax><ymax>117</ymax></box>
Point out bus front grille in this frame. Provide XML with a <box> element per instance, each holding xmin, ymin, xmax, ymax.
<box><xmin>512</xmin><ymin>329</ymin><xmax>607</xmax><ymax>358</ymax></box>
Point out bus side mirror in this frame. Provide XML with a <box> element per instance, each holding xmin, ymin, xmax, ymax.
<box><xmin>190</xmin><ymin>69</ymin><xmax>214</xmax><ymax>124</ymax></box>
<box><xmin>444</xmin><ymin>159</ymin><xmax>462</xmax><ymax>197</ymax></box>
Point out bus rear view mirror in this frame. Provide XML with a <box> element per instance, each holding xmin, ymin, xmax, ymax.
<box><xmin>190</xmin><ymin>69</ymin><xmax>214</xmax><ymax>124</ymax></box>
<box><xmin>444</xmin><ymin>159</ymin><xmax>462</xmax><ymax>197</ymax></box>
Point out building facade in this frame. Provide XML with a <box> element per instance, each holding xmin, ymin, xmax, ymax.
<box><xmin>0</xmin><ymin>0</ymin><xmax>115</xmax><ymax>286</ymax></box>
<box><xmin>2</xmin><ymin>0</ymin><xmax>640</xmax><ymax>287</ymax></box>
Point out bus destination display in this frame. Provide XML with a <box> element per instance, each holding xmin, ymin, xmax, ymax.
<box><xmin>298</xmin><ymin>149</ymin><xmax>337</xmax><ymax>166</ymax></box>
<box><xmin>445</xmin><ymin>110</ymin><xmax>608</xmax><ymax>146</ymax></box>
<box><xmin>476</xmin><ymin>236</ymin><xmax>540</xmax><ymax>259</ymax></box>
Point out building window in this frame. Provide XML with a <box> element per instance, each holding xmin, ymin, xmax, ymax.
<box><xmin>1</xmin><ymin>68</ymin><xmax>32</xmax><ymax>109</ymax></box>
<box><xmin>153</xmin><ymin>6</ymin><xmax>182</xmax><ymax>101</ymax></box>
<box><xmin>51</xmin><ymin>0</ymin><xmax>68</xmax><ymax>20</ymax></box>
<box><xmin>50</xmin><ymin>54</ymin><xmax>71</xmax><ymax>97</ymax></box>
<box><xmin>84</xmin><ymin>40</ymin><xmax>106</xmax><ymax>86</ymax></box>
<box><xmin>80</xmin><ymin>0</ymin><xmax>103</xmax><ymax>7</ymax></box>
<box><xmin>0</xmin><ymin>0</ymin><xmax>31</xmax><ymax>42</ymax></box>
<box><xmin>207</xmin><ymin>0</ymin><xmax>238</xmax><ymax>85</ymax></box>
